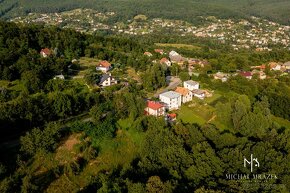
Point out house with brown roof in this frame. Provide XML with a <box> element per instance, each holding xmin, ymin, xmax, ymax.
<box><xmin>144</xmin><ymin>101</ymin><xmax>166</xmax><ymax>117</ymax></box>
<box><xmin>40</xmin><ymin>48</ymin><xmax>52</xmax><ymax>58</ymax></box>
<box><xmin>175</xmin><ymin>87</ymin><xmax>192</xmax><ymax>103</ymax></box>
<box><xmin>96</xmin><ymin>60</ymin><xmax>112</xmax><ymax>73</ymax></box>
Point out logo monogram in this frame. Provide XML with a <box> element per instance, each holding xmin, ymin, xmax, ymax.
<box><xmin>244</xmin><ymin>154</ymin><xmax>259</xmax><ymax>172</ymax></box>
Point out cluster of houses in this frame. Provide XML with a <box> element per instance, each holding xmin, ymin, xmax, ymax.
<box><xmin>144</xmin><ymin>80</ymin><xmax>210</xmax><ymax>119</ymax></box>
<box><xmin>144</xmin><ymin>49</ymin><xmax>208</xmax><ymax>69</ymax></box>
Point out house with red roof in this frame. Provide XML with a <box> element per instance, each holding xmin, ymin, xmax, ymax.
<box><xmin>160</xmin><ymin>58</ymin><xmax>171</xmax><ymax>66</ymax></box>
<box><xmin>96</xmin><ymin>60</ymin><xmax>112</xmax><ymax>73</ymax></box>
<box><xmin>144</xmin><ymin>52</ymin><xmax>153</xmax><ymax>57</ymax></box>
<box><xmin>154</xmin><ymin>49</ymin><xmax>164</xmax><ymax>55</ymax></box>
<box><xmin>144</xmin><ymin>101</ymin><xmax>165</xmax><ymax>117</ymax></box>
<box><xmin>40</xmin><ymin>48</ymin><xmax>52</xmax><ymax>58</ymax></box>
<box><xmin>240</xmin><ymin>71</ymin><xmax>252</xmax><ymax>79</ymax></box>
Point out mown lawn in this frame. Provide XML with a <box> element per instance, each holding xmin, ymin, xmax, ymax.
<box><xmin>177</xmin><ymin>104</ymin><xmax>214</xmax><ymax>125</ymax></box>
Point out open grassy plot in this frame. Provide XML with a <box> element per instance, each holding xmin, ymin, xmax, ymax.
<box><xmin>155</xmin><ymin>43</ymin><xmax>201</xmax><ymax>50</ymax></box>
<box><xmin>273</xmin><ymin>116</ymin><xmax>290</xmax><ymax>129</ymax></box>
<box><xmin>177</xmin><ymin>104</ymin><xmax>214</xmax><ymax>125</ymax></box>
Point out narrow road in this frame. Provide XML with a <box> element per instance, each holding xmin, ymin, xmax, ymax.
<box><xmin>154</xmin><ymin>76</ymin><xmax>181</xmax><ymax>97</ymax></box>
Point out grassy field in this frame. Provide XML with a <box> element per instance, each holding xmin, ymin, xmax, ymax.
<box><xmin>177</xmin><ymin>104</ymin><xmax>214</xmax><ymax>125</ymax></box>
<box><xmin>273</xmin><ymin>116</ymin><xmax>290</xmax><ymax>129</ymax></box>
<box><xmin>155</xmin><ymin>43</ymin><xmax>201</xmax><ymax>50</ymax></box>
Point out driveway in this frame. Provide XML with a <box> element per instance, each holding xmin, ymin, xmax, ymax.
<box><xmin>154</xmin><ymin>76</ymin><xmax>181</xmax><ymax>97</ymax></box>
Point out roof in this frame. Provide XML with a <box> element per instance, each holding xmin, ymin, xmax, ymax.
<box><xmin>159</xmin><ymin>91</ymin><xmax>181</xmax><ymax>99</ymax></box>
<box><xmin>160</xmin><ymin>58</ymin><xmax>170</xmax><ymax>63</ymax></box>
<box><xmin>40</xmin><ymin>48</ymin><xmax>51</xmax><ymax>55</ymax></box>
<box><xmin>240</xmin><ymin>71</ymin><xmax>252</xmax><ymax>77</ymax></box>
<box><xmin>184</xmin><ymin>80</ymin><xmax>199</xmax><ymax>86</ymax></box>
<box><xmin>168</xmin><ymin>113</ymin><xmax>176</xmax><ymax>118</ymax></box>
<box><xmin>175</xmin><ymin>87</ymin><xmax>190</xmax><ymax>96</ymax></box>
<box><xmin>192</xmin><ymin>89</ymin><xmax>205</xmax><ymax>95</ymax></box>
<box><xmin>284</xmin><ymin>61</ymin><xmax>290</xmax><ymax>66</ymax></box>
<box><xmin>99</xmin><ymin>74</ymin><xmax>110</xmax><ymax>84</ymax></box>
<box><xmin>147</xmin><ymin>101</ymin><xmax>164</xmax><ymax>110</ymax></box>
<box><xmin>154</xmin><ymin>49</ymin><xmax>163</xmax><ymax>53</ymax></box>
<box><xmin>98</xmin><ymin>60</ymin><xmax>111</xmax><ymax>68</ymax></box>
<box><xmin>144</xmin><ymin>52</ymin><xmax>152</xmax><ymax>56</ymax></box>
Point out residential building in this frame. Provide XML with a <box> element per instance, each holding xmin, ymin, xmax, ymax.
<box><xmin>192</xmin><ymin>89</ymin><xmax>206</xmax><ymax>100</ymax></box>
<box><xmin>240</xmin><ymin>71</ymin><xmax>252</xmax><ymax>79</ymax></box>
<box><xmin>213</xmin><ymin>72</ymin><xmax>229</xmax><ymax>82</ymax></box>
<box><xmin>144</xmin><ymin>101</ymin><xmax>165</xmax><ymax>117</ymax></box>
<box><xmin>154</xmin><ymin>49</ymin><xmax>164</xmax><ymax>55</ymax></box>
<box><xmin>96</xmin><ymin>60</ymin><xmax>111</xmax><ymax>73</ymax></box>
<box><xmin>183</xmin><ymin>80</ymin><xmax>199</xmax><ymax>91</ymax></box>
<box><xmin>175</xmin><ymin>87</ymin><xmax>192</xmax><ymax>103</ymax></box>
<box><xmin>159</xmin><ymin>91</ymin><xmax>182</xmax><ymax>110</ymax></box>
<box><xmin>40</xmin><ymin>48</ymin><xmax>52</xmax><ymax>58</ymax></box>
<box><xmin>160</xmin><ymin>58</ymin><xmax>172</xmax><ymax>66</ymax></box>
<box><xmin>144</xmin><ymin>52</ymin><xmax>153</xmax><ymax>57</ymax></box>
<box><xmin>53</xmin><ymin>75</ymin><xmax>65</xmax><ymax>80</ymax></box>
<box><xmin>99</xmin><ymin>74</ymin><xmax>117</xmax><ymax>87</ymax></box>
<box><xmin>283</xmin><ymin>62</ymin><xmax>290</xmax><ymax>70</ymax></box>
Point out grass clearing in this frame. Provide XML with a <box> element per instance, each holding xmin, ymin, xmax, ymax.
<box><xmin>155</xmin><ymin>43</ymin><xmax>201</xmax><ymax>50</ymax></box>
<box><xmin>273</xmin><ymin>116</ymin><xmax>290</xmax><ymax>129</ymax></box>
<box><xmin>177</xmin><ymin>104</ymin><xmax>214</xmax><ymax>125</ymax></box>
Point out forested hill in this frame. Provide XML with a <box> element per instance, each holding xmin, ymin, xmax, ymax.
<box><xmin>0</xmin><ymin>0</ymin><xmax>290</xmax><ymax>25</ymax></box>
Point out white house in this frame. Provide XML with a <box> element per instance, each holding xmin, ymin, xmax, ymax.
<box><xmin>183</xmin><ymin>80</ymin><xmax>199</xmax><ymax>91</ymax></box>
<box><xmin>144</xmin><ymin>101</ymin><xmax>165</xmax><ymax>117</ymax></box>
<box><xmin>175</xmin><ymin>87</ymin><xmax>192</xmax><ymax>103</ymax></box>
<box><xmin>99</xmin><ymin>74</ymin><xmax>117</xmax><ymax>87</ymax></box>
<box><xmin>96</xmin><ymin>60</ymin><xmax>112</xmax><ymax>73</ymax></box>
<box><xmin>192</xmin><ymin>89</ymin><xmax>206</xmax><ymax>100</ymax></box>
<box><xmin>159</xmin><ymin>91</ymin><xmax>181</xmax><ymax>110</ymax></box>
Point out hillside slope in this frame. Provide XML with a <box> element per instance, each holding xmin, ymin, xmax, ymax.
<box><xmin>0</xmin><ymin>0</ymin><xmax>289</xmax><ymax>25</ymax></box>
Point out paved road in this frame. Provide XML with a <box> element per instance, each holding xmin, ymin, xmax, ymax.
<box><xmin>154</xmin><ymin>76</ymin><xmax>181</xmax><ymax>97</ymax></box>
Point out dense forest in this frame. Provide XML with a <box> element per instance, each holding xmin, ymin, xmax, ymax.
<box><xmin>0</xmin><ymin>21</ymin><xmax>290</xmax><ymax>192</ymax></box>
<box><xmin>0</xmin><ymin>0</ymin><xmax>290</xmax><ymax>25</ymax></box>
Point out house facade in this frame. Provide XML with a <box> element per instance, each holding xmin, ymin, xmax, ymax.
<box><xmin>96</xmin><ymin>60</ymin><xmax>111</xmax><ymax>73</ymax></box>
<box><xmin>144</xmin><ymin>101</ymin><xmax>165</xmax><ymax>117</ymax></box>
<box><xmin>99</xmin><ymin>74</ymin><xmax>117</xmax><ymax>87</ymax></box>
<box><xmin>159</xmin><ymin>91</ymin><xmax>181</xmax><ymax>110</ymax></box>
<box><xmin>175</xmin><ymin>87</ymin><xmax>192</xmax><ymax>103</ymax></box>
<box><xmin>183</xmin><ymin>80</ymin><xmax>199</xmax><ymax>91</ymax></box>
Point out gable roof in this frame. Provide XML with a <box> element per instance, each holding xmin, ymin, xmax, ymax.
<box><xmin>147</xmin><ymin>101</ymin><xmax>164</xmax><ymax>110</ymax></box>
<box><xmin>240</xmin><ymin>71</ymin><xmax>252</xmax><ymax>77</ymax></box>
<box><xmin>99</xmin><ymin>74</ymin><xmax>110</xmax><ymax>84</ymax></box>
<box><xmin>98</xmin><ymin>60</ymin><xmax>111</xmax><ymax>68</ymax></box>
<box><xmin>192</xmin><ymin>89</ymin><xmax>205</xmax><ymax>95</ymax></box>
<box><xmin>284</xmin><ymin>61</ymin><xmax>290</xmax><ymax>66</ymax></box>
<box><xmin>160</xmin><ymin>91</ymin><xmax>180</xmax><ymax>99</ymax></box>
<box><xmin>175</xmin><ymin>87</ymin><xmax>190</xmax><ymax>96</ymax></box>
<box><xmin>160</xmin><ymin>58</ymin><xmax>170</xmax><ymax>63</ymax></box>
<box><xmin>184</xmin><ymin>80</ymin><xmax>199</xmax><ymax>86</ymax></box>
